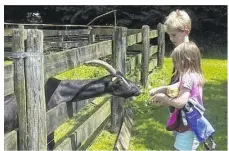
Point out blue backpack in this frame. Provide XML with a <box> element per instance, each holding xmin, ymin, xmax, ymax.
<box><xmin>182</xmin><ymin>98</ymin><xmax>216</xmax><ymax>150</ymax></box>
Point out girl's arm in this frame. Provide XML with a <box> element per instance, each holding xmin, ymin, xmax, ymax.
<box><xmin>149</xmin><ymin>82</ymin><xmax>180</xmax><ymax>96</ymax></box>
<box><xmin>167</xmin><ymin>87</ymin><xmax>190</xmax><ymax>108</ymax></box>
<box><xmin>149</xmin><ymin>86</ymin><xmax>168</xmax><ymax>96</ymax></box>
<box><xmin>150</xmin><ymin>87</ymin><xmax>190</xmax><ymax>108</ymax></box>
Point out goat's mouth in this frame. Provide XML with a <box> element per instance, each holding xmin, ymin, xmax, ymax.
<box><xmin>133</xmin><ymin>91</ymin><xmax>141</xmax><ymax>96</ymax></box>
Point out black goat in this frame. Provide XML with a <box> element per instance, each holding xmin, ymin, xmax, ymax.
<box><xmin>4</xmin><ymin>59</ymin><xmax>141</xmax><ymax>149</ymax></box>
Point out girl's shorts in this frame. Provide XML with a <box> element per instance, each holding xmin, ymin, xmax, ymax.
<box><xmin>174</xmin><ymin>130</ymin><xmax>199</xmax><ymax>150</ymax></box>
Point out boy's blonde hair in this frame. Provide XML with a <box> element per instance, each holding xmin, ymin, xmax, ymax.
<box><xmin>164</xmin><ymin>9</ymin><xmax>191</xmax><ymax>32</ymax></box>
<box><xmin>171</xmin><ymin>42</ymin><xmax>204</xmax><ymax>85</ymax></box>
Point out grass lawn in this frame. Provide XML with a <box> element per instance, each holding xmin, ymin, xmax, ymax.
<box><xmin>88</xmin><ymin>57</ymin><xmax>227</xmax><ymax>150</ymax></box>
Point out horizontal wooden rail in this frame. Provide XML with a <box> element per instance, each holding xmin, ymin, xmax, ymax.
<box><xmin>127</xmin><ymin>29</ymin><xmax>141</xmax><ymax>35</ymax></box>
<box><xmin>44</xmin><ymin>40</ymin><xmax>112</xmax><ymax>79</ymax></box>
<box><xmin>4</xmin><ymin>40</ymin><xmax>112</xmax><ymax>96</ymax></box>
<box><xmin>149</xmin><ymin>30</ymin><xmax>158</xmax><ymax>39</ymax></box>
<box><xmin>127</xmin><ymin>32</ymin><xmax>142</xmax><ymax>47</ymax></box>
<box><xmin>5</xmin><ymin>29</ymin><xmax>90</xmax><ymax>37</ymax></box>
<box><xmin>91</xmin><ymin>28</ymin><xmax>114</xmax><ymax>35</ymax></box>
<box><xmin>46</xmin><ymin>98</ymin><xmax>95</xmax><ymax>135</ymax></box>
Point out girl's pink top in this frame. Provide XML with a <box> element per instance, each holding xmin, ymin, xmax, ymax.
<box><xmin>180</xmin><ymin>72</ymin><xmax>203</xmax><ymax>106</ymax></box>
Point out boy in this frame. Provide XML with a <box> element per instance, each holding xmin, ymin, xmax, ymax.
<box><xmin>149</xmin><ymin>10</ymin><xmax>200</xmax><ymax>150</ymax></box>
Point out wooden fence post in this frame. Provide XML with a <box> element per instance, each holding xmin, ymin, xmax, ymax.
<box><xmin>157</xmin><ymin>23</ymin><xmax>165</xmax><ymax>68</ymax></box>
<box><xmin>88</xmin><ymin>26</ymin><xmax>95</xmax><ymax>44</ymax></box>
<box><xmin>25</xmin><ymin>29</ymin><xmax>47</xmax><ymax>150</ymax></box>
<box><xmin>12</xmin><ymin>25</ymin><xmax>28</xmax><ymax>150</ymax></box>
<box><xmin>111</xmin><ymin>27</ymin><xmax>127</xmax><ymax>133</ymax></box>
<box><xmin>140</xmin><ymin>25</ymin><xmax>150</xmax><ymax>88</ymax></box>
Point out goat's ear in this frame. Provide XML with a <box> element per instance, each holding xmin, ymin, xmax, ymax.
<box><xmin>111</xmin><ymin>76</ymin><xmax>121</xmax><ymax>84</ymax></box>
<box><xmin>112</xmin><ymin>77</ymin><xmax>117</xmax><ymax>82</ymax></box>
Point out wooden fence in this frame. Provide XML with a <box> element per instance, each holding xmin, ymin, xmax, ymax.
<box><xmin>4</xmin><ymin>23</ymin><xmax>165</xmax><ymax>150</ymax></box>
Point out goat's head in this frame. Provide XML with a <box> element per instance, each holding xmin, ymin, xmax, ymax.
<box><xmin>86</xmin><ymin>59</ymin><xmax>142</xmax><ymax>98</ymax></box>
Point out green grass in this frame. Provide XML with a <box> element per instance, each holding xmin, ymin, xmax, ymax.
<box><xmin>87</xmin><ymin>57</ymin><xmax>227</xmax><ymax>150</ymax></box>
<box><xmin>129</xmin><ymin>57</ymin><xmax>227</xmax><ymax>150</ymax></box>
<box><xmin>87</xmin><ymin>129</ymin><xmax>117</xmax><ymax>150</ymax></box>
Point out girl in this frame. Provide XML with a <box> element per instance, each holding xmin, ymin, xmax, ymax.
<box><xmin>149</xmin><ymin>42</ymin><xmax>204</xmax><ymax>150</ymax></box>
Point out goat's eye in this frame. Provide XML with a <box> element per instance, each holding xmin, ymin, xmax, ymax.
<box><xmin>116</xmin><ymin>88</ymin><xmax>121</xmax><ymax>92</ymax></box>
<box><xmin>115</xmin><ymin>80</ymin><xmax>121</xmax><ymax>84</ymax></box>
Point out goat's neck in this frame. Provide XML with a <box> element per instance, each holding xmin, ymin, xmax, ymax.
<box><xmin>46</xmin><ymin>76</ymin><xmax>111</xmax><ymax>110</ymax></box>
<box><xmin>73</xmin><ymin>76</ymin><xmax>111</xmax><ymax>100</ymax></box>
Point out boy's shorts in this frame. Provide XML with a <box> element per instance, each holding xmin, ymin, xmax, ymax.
<box><xmin>174</xmin><ymin>130</ymin><xmax>199</xmax><ymax>150</ymax></box>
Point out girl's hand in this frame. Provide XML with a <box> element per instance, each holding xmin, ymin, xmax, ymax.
<box><xmin>149</xmin><ymin>88</ymin><xmax>158</xmax><ymax>96</ymax></box>
<box><xmin>148</xmin><ymin>93</ymin><xmax>169</xmax><ymax>106</ymax></box>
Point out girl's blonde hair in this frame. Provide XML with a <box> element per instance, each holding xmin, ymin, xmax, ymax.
<box><xmin>171</xmin><ymin>42</ymin><xmax>204</xmax><ymax>85</ymax></box>
<box><xmin>164</xmin><ymin>9</ymin><xmax>191</xmax><ymax>32</ymax></box>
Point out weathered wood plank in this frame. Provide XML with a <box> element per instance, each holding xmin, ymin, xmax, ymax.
<box><xmin>149</xmin><ymin>30</ymin><xmax>158</xmax><ymax>39</ymax></box>
<box><xmin>42</xmin><ymin>29</ymin><xmax>90</xmax><ymax>37</ymax></box>
<box><xmin>157</xmin><ymin>23</ymin><xmax>165</xmax><ymax>68</ymax></box>
<box><xmin>114</xmin><ymin>108</ymin><xmax>134</xmax><ymax>150</ymax></box>
<box><xmin>53</xmin><ymin>100</ymin><xmax>111</xmax><ymax>150</ymax></box>
<box><xmin>4</xmin><ymin>64</ymin><xmax>14</xmax><ymax>96</ymax></box>
<box><xmin>4</xmin><ymin>28</ymin><xmax>13</xmax><ymax>36</ymax></box>
<box><xmin>5</xmin><ymin>29</ymin><xmax>90</xmax><ymax>37</ymax></box>
<box><xmin>127</xmin><ymin>34</ymin><xmax>137</xmax><ymax>47</ymax></box>
<box><xmin>127</xmin><ymin>29</ymin><xmax>141</xmax><ymax>35</ymax></box>
<box><xmin>25</xmin><ymin>29</ymin><xmax>47</xmax><ymax>150</ymax></box>
<box><xmin>126</xmin><ymin>56</ymin><xmax>136</xmax><ymax>74</ymax></box>
<box><xmin>91</xmin><ymin>28</ymin><xmax>114</xmax><ymax>35</ymax></box>
<box><xmin>46</xmin><ymin>98</ymin><xmax>94</xmax><ymax>135</ymax></box>
<box><xmin>136</xmin><ymin>32</ymin><xmax>142</xmax><ymax>43</ymax></box>
<box><xmin>111</xmin><ymin>27</ymin><xmax>127</xmax><ymax>133</ymax></box>
<box><xmin>88</xmin><ymin>26</ymin><xmax>95</xmax><ymax>44</ymax></box>
<box><xmin>44</xmin><ymin>41</ymin><xmax>79</xmax><ymax>48</ymax></box>
<box><xmin>149</xmin><ymin>45</ymin><xmax>158</xmax><ymax>56</ymax></box>
<box><xmin>44</xmin><ymin>40</ymin><xmax>112</xmax><ymax>79</ymax></box>
<box><xmin>12</xmin><ymin>26</ymin><xmax>28</xmax><ymax>150</ymax></box>
<box><xmin>4</xmin><ymin>130</ymin><xmax>18</xmax><ymax>151</ymax></box>
<box><xmin>141</xmin><ymin>25</ymin><xmax>150</xmax><ymax>88</ymax></box>
<box><xmin>77</xmin><ymin>117</ymin><xmax>110</xmax><ymax>150</ymax></box>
